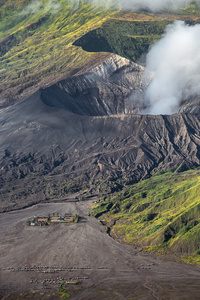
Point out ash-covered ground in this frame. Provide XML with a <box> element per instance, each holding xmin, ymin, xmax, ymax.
<box><xmin>1</xmin><ymin>199</ymin><xmax>200</xmax><ymax>300</ymax></box>
<box><xmin>1</xmin><ymin>55</ymin><xmax>200</xmax><ymax>212</ymax></box>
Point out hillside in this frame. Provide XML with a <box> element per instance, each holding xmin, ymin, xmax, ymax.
<box><xmin>1</xmin><ymin>1</ymin><xmax>200</xmax><ymax>106</ymax></box>
<box><xmin>0</xmin><ymin>0</ymin><xmax>113</xmax><ymax>105</ymax></box>
<box><xmin>90</xmin><ymin>168</ymin><xmax>200</xmax><ymax>264</ymax></box>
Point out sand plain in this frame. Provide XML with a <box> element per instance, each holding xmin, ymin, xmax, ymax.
<box><xmin>1</xmin><ymin>199</ymin><xmax>200</xmax><ymax>299</ymax></box>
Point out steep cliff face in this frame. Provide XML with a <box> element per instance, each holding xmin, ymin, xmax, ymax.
<box><xmin>179</xmin><ymin>95</ymin><xmax>200</xmax><ymax>114</ymax></box>
<box><xmin>41</xmin><ymin>54</ymin><xmax>145</xmax><ymax>116</ymax></box>
<box><xmin>41</xmin><ymin>54</ymin><xmax>200</xmax><ymax>116</ymax></box>
<box><xmin>1</xmin><ymin>55</ymin><xmax>200</xmax><ymax>211</ymax></box>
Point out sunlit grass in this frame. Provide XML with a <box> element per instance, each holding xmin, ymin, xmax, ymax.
<box><xmin>91</xmin><ymin>169</ymin><xmax>200</xmax><ymax>262</ymax></box>
<box><xmin>1</xmin><ymin>1</ymin><xmax>200</xmax><ymax>100</ymax></box>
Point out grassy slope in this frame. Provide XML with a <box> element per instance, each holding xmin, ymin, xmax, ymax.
<box><xmin>74</xmin><ymin>6</ymin><xmax>200</xmax><ymax>61</ymax></box>
<box><xmin>73</xmin><ymin>19</ymin><xmax>169</xmax><ymax>61</ymax></box>
<box><xmin>90</xmin><ymin>168</ymin><xmax>200</xmax><ymax>264</ymax></box>
<box><xmin>0</xmin><ymin>0</ymin><xmax>114</xmax><ymax>102</ymax></box>
<box><xmin>1</xmin><ymin>1</ymin><xmax>200</xmax><ymax>103</ymax></box>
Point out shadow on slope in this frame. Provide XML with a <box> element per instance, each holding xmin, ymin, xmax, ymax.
<box><xmin>40</xmin><ymin>55</ymin><xmax>145</xmax><ymax>116</ymax></box>
<box><xmin>73</xmin><ymin>19</ymin><xmax>171</xmax><ymax>61</ymax></box>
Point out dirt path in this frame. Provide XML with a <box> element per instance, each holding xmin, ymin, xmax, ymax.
<box><xmin>143</xmin><ymin>280</ymin><xmax>160</xmax><ymax>300</ymax></box>
<box><xmin>1</xmin><ymin>200</ymin><xmax>200</xmax><ymax>299</ymax></box>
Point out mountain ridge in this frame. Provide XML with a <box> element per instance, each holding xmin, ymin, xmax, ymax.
<box><xmin>1</xmin><ymin>1</ymin><xmax>200</xmax><ymax>106</ymax></box>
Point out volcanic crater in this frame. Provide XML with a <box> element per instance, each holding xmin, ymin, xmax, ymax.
<box><xmin>1</xmin><ymin>54</ymin><xmax>200</xmax><ymax>212</ymax></box>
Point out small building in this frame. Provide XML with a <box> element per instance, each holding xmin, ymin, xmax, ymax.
<box><xmin>50</xmin><ymin>216</ymin><xmax>74</xmax><ymax>223</ymax></box>
<box><xmin>37</xmin><ymin>218</ymin><xmax>48</xmax><ymax>223</ymax></box>
<box><xmin>51</xmin><ymin>216</ymin><xmax>60</xmax><ymax>222</ymax></box>
<box><xmin>64</xmin><ymin>216</ymin><xmax>74</xmax><ymax>222</ymax></box>
<box><xmin>28</xmin><ymin>214</ymin><xmax>76</xmax><ymax>226</ymax></box>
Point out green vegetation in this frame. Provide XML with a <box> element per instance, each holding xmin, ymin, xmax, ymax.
<box><xmin>91</xmin><ymin>168</ymin><xmax>200</xmax><ymax>263</ymax></box>
<box><xmin>1</xmin><ymin>1</ymin><xmax>200</xmax><ymax>102</ymax></box>
<box><xmin>74</xmin><ymin>19</ymin><xmax>171</xmax><ymax>61</ymax></box>
<box><xmin>0</xmin><ymin>0</ymin><xmax>114</xmax><ymax>101</ymax></box>
<box><xmin>180</xmin><ymin>2</ymin><xmax>200</xmax><ymax>14</ymax></box>
<box><xmin>73</xmin><ymin>214</ymin><xmax>79</xmax><ymax>223</ymax></box>
<box><xmin>58</xmin><ymin>282</ymin><xmax>71</xmax><ymax>299</ymax></box>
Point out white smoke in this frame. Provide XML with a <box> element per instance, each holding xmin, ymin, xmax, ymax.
<box><xmin>120</xmin><ymin>0</ymin><xmax>200</xmax><ymax>12</ymax></box>
<box><xmin>20</xmin><ymin>0</ymin><xmax>41</xmax><ymax>14</ymax></box>
<box><xmin>143</xmin><ymin>21</ymin><xmax>200</xmax><ymax>115</ymax></box>
<box><xmin>68</xmin><ymin>0</ymin><xmax>119</xmax><ymax>9</ymax></box>
<box><xmin>20</xmin><ymin>0</ymin><xmax>61</xmax><ymax>15</ymax></box>
<box><xmin>81</xmin><ymin>0</ymin><xmax>200</xmax><ymax>11</ymax></box>
<box><xmin>20</xmin><ymin>0</ymin><xmax>200</xmax><ymax>14</ymax></box>
<box><xmin>76</xmin><ymin>0</ymin><xmax>200</xmax><ymax>11</ymax></box>
<box><xmin>45</xmin><ymin>0</ymin><xmax>61</xmax><ymax>12</ymax></box>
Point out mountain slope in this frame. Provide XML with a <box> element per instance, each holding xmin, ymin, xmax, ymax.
<box><xmin>90</xmin><ymin>168</ymin><xmax>200</xmax><ymax>262</ymax></box>
<box><xmin>0</xmin><ymin>0</ymin><xmax>113</xmax><ymax>105</ymax></box>
<box><xmin>1</xmin><ymin>55</ymin><xmax>200</xmax><ymax>213</ymax></box>
<box><xmin>1</xmin><ymin>1</ymin><xmax>200</xmax><ymax>106</ymax></box>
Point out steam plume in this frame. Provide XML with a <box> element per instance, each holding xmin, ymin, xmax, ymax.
<box><xmin>78</xmin><ymin>0</ymin><xmax>200</xmax><ymax>11</ymax></box>
<box><xmin>75</xmin><ymin>0</ymin><xmax>200</xmax><ymax>11</ymax></box>
<box><xmin>143</xmin><ymin>21</ymin><xmax>200</xmax><ymax>115</ymax></box>
<box><xmin>20</xmin><ymin>0</ymin><xmax>61</xmax><ymax>15</ymax></box>
<box><xmin>21</xmin><ymin>0</ymin><xmax>200</xmax><ymax>14</ymax></box>
<box><xmin>120</xmin><ymin>0</ymin><xmax>200</xmax><ymax>12</ymax></box>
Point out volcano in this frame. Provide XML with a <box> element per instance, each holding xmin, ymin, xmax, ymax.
<box><xmin>1</xmin><ymin>54</ymin><xmax>200</xmax><ymax>212</ymax></box>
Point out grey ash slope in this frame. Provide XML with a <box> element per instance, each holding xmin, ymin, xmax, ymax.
<box><xmin>1</xmin><ymin>55</ymin><xmax>200</xmax><ymax>212</ymax></box>
<box><xmin>41</xmin><ymin>55</ymin><xmax>145</xmax><ymax>115</ymax></box>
